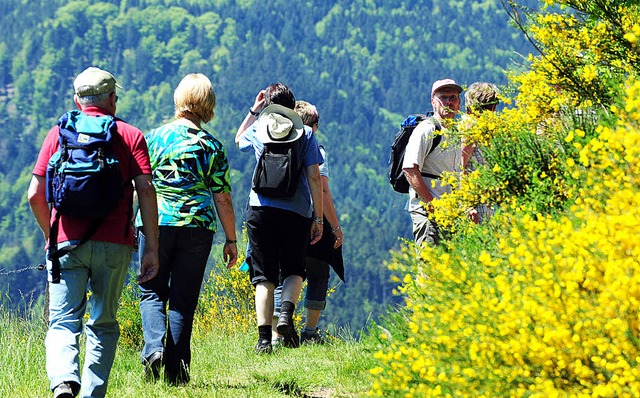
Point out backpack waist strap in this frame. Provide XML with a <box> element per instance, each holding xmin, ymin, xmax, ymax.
<box><xmin>420</xmin><ymin>172</ymin><xmax>441</xmax><ymax>179</ymax></box>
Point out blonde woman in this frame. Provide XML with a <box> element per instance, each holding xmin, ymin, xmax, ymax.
<box><xmin>136</xmin><ymin>73</ymin><xmax>237</xmax><ymax>384</ymax></box>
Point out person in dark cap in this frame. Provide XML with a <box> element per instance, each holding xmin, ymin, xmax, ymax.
<box><xmin>401</xmin><ymin>78</ymin><xmax>466</xmax><ymax>246</ymax></box>
<box><xmin>235</xmin><ymin>83</ymin><xmax>324</xmax><ymax>354</ymax></box>
<box><xmin>27</xmin><ymin>66</ymin><xmax>159</xmax><ymax>398</ymax></box>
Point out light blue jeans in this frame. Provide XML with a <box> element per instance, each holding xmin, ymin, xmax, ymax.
<box><xmin>46</xmin><ymin>240</ymin><xmax>132</xmax><ymax>398</ymax></box>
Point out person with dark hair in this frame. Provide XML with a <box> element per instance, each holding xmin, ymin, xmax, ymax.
<box><xmin>28</xmin><ymin>66</ymin><xmax>159</xmax><ymax>398</ymax></box>
<box><xmin>136</xmin><ymin>73</ymin><xmax>237</xmax><ymax>384</ymax></box>
<box><xmin>235</xmin><ymin>84</ymin><xmax>324</xmax><ymax>354</ymax></box>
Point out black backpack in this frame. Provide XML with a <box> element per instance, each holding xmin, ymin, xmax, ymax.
<box><xmin>252</xmin><ymin>142</ymin><xmax>304</xmax><ymax>198</ymax></box>
<box><xmin>388</xmin><ymin>113</ymin><xmax>442</xmax><ymax>193</ymax></box>
<box><xmin>45</xmin><ymin>110</ymin><xmax>125</xmax><ymax>282</ymax></box>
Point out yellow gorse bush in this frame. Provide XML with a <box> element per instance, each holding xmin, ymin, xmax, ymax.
<box><xmin>370</xmin><ymin>1</ymin><xmax>640</xmax><ymax>396</ymax></box>
<box><xmin>194</xmin><ymin>252</ymin><xmax>255</xmax><ymax>336</ymax></box>
<box><xmin>371</xmin><ymin>78</ymin><xmax>640</xmax><ymax>397</ymax></box>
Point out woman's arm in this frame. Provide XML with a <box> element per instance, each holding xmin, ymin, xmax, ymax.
<box><xmin>235</xmin><ymin>90</ymin><xmax>265</xmax><ymax>146</ymax></box>
<box><xmin>306</xmin><ymin>163</ymin><xmax>323</xmax><ymax>245</ymax></box>
<box><xmin>213</xmin><ymin>192</ymin><xmax>238</xmax><ymax>268</ymax></box>
<box><xmin>321</xmin><ymin>176</ymin><xmax>343</xmax><ymax>248</ymax></box>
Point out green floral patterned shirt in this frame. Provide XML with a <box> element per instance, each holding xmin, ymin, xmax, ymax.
<box><xmin>140</xmin><ymin>122</ymin><xmax>231</xmax><ymax>231</ymax></box>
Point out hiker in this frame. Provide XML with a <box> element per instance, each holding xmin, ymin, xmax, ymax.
<box><xmin>27</xmin><ymin>66</ymin><xmax>160</xmax><ymax>398</ymax></box>
<box><xmin>462</xmin><ymin>82</ymin><xmax>500</xmax><ymax>224</ymax></box>
<box><xmin>235</xmin><ymin>83</ymin><xmax>324</xmax><ymax>354</ymax></box>
<box><xmin>402</xmin><ymin>78</ymin><xmax>469</xmax><ymax>246</ymax></box>
<box><xmin>272</xmin><ymin>101</ymin><xmax>345</xmax><ymax>346</ymax></box>
<box><xmin>136</xmin><ymin>73</ymin><xmax>238</xmax><ymax>385</ymax></box>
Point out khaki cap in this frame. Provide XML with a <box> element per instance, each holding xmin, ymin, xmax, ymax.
<box><xmin>431</xmin><ymin>78</ymin><xmax>463</xmax><ymax>99</ymax></box>
<box><xmin>73</xmin><ymin>67</ymin><xmax>122</xmax><ymax>97</ymax></box>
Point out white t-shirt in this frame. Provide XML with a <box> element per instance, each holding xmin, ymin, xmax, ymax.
<box><xmin>402</xmin><ymin>118</ymin><xmax>461</xmax><ymax>210</ymax></box>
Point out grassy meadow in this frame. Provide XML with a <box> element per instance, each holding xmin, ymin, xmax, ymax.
<box><xmin>0</xmin><ymin>299</ymin><xmax>375</xmax><ymax>397</ymax></box>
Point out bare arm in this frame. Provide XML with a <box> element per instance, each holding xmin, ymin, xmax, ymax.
<box><xmin>235</xmin><ymin>90</ymin><xmax>265</xmax><ymax>146</ymax></box>
<box><xmin>403</xmin><ymin>165</ymin><xmax>435</xmax><ymax>212</ymax></box>
<box><xmin>133</xmin><ymin>174</ymin><xmax>159</xmax><ymax>283</ymax></box>
<box><xmin>27</xmin><ymin>175</ymin><xmax>50</xmax><ymax>242</ymax></box>
<box><xmin>306</xmin><ymin>163</ymin><xmax>323</xmax><ymax>244</ymax></box>
<box><xmin>321</xmin><ymin>176</ymin><xmax>343</xmax><ymax>248</ymax></box>
<box><xmin>462</xmin><ymin>142</ymin><xmax>476</xmax><ymax>169</ymax></box>
<box><xmin>213</xmin><ymin>192</ymin><xmax>238</xmax><ymax>268</ymax></box>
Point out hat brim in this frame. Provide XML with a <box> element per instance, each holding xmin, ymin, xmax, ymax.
<box><xmin>255</xmin><ymin>104</ymin><xmax>305</xmax><ymax>144</ymax></box>
<box><xmin>433</xmin><ymin>84</ymin><xmax>463</xmax><ymax>95</ymax></box>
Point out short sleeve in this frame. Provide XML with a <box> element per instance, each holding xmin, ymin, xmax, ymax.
<box><xmin>402</xmin><ymin>121</ymin><xmax>436</xmax><ymax>170</ymax></box>
<box><xmin>32</xmin><ymin>126</ymin><xmax>60</xmax><ymax>176</ymax></box>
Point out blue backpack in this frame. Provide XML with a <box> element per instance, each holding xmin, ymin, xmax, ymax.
<box><xmin>45</xmin><ymin>110</ymin><xmax>124</xmax><ymax>282</ymax></box>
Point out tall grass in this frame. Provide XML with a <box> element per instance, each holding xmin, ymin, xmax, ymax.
<box><xmin>1</xmin><ymin>268</ymin><xmax>375</xmax><ymax>397</ymax></box>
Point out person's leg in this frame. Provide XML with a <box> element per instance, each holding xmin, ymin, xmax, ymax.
<box><xmin>409</xmin><ymin>206</ymin><xmax>441</xmax><ymax>246</ymax></box>
<box><xmin>271</xmin><ymin>282</ymin><xmax>282</xmax><ymax>341</ymax></box>
<box><xmin>164</xmin><ymin>227</ymin><xmax>213</xmax><ymax>385</ymax></box>
<box><xmin>81</xmin><ymin>241</ymin><xmax>132</xmax><ymax>397</ymax></box>
<box><xmin>277</xmin><ymin>210</ymin><xmax>311</xmax><ymax>348</ymax></box>
<box><xmin>46</xmin><ymin>241</ymin><xmax>89</xmax><ymax>396</ymax></box>
<box><xmin>255</xmin><ymin>281</ymin><xmax>275</xmax><ymax>326</ymax></box>
<box><xmin>280</xmin><ymin>275</ymin><xmax>303</xmax><ymax>307</ymax></box>
<box><xmin>246</xmin><ymin>207</ymin><xmax>282</xmax><ymax>353</ymax></box>
<box><xmin>254</xmin><ymin>281</ymin><xmax>275</xmax><ymax>353</ymax></box>
<box><xmin>138</xmin><ymin>227</ymin><xmax>175</xmax><ymax>375</ymax></box>
<box><xmin>302</xmin><ymin>256</ymin><xmax>330</xmax><ymax>343</ymax></box>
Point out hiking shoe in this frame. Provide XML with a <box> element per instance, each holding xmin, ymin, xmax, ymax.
<box><xmin>276</xmin><ymin>313</ymin><xmax>300</xmax><ymax>348</ymax></box>
<box><xmin>143</xmin><ymin>351</ymin><xmax>164</xmax><ymax>381</ymax></box>
<box><xmin>300</xmin><ymin>328</ymin><xmax>324</xmax><ymax>345</ymax></box>
<box><xmin>53</xmin><ymin>382</ymin><xmax>77</xmax><ymax>398</ymax></box>
<box><xmin>255</xmin><ymin>338</ymin><xmax>273</xmax><ymax>354</ymax></box>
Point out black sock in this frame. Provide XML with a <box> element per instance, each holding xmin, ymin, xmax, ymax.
<box><xmin>280</xmin><ymin>300</ymin><xmax>295</xmax><ymax>316</ymax></box>
<box><xmin>258</xmin><ymin>325</ymin><xmax>272</xmax><ymax>341</ymax></box>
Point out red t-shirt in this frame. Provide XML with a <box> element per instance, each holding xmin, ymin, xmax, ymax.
<box><xmin>32</xmin><ymin>107</ymin><xmax>152</xmax><ymax>246</ymax></box>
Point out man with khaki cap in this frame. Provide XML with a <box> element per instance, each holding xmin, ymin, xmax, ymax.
<box><xmin>402</xmin><ymin>78</ymin><xmax>465</xmax><ymax>246</ymax></box>
<box><xmin>27</xmin><ymin>66</ymin><xmax>160</xmax><ymax>398</ymax></box>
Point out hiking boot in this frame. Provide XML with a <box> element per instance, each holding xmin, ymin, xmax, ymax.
<box><xmin>255</xmin><ymin>338</ymin><xmax>273</xmax><ymax>354</ymax></box>
<box><xmin>276</xmin><ymin>313</ymin><xmax>300</xmax><ymax>348</ymax></box>
<box><xmin>300</xmin><ymin>328</ymin><xmax>324</xmax><ymax>345</ymax></box>
<box><xmin>53</xmin><ymin>382</ymin><xmax>77</xmax><ymax>398</ymax></box>
<box><xmin>143</xmin><ymin>351</ymin><xmax>164</xmax><ymax>381</ymax></box>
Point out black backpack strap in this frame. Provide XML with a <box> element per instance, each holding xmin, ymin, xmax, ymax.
<box><xmin>48</xmin><ymin>214</ymin><xmax>106</xmax><ymax>283</ymax></box>
<box><xmin>420</xmin><ymin>172</ymin><xmax>441</xmax><ymax>179</ymax></box>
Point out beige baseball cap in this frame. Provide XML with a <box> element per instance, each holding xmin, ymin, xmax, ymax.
<box><xmin>431</xmin><ymin>78</ymin><xmax>462</xmax><ymax>99</ymax></box>
<box><xmin>73</xmin><ymin>67</ymin><xmax>122</xmax><ymax>97</ymax></box>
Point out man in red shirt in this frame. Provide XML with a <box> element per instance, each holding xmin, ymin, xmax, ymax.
<box><xmin>27</xmin><ymin>67</ymin><xmax>159</xmax><ymax>398</ymax></box>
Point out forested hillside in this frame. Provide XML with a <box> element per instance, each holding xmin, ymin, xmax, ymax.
<box><xmin>0</xmin><ymin>0</ymin><xmax>534</xmax><ymax>330</ymax></box>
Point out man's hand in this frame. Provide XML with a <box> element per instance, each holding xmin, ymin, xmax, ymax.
<box><xmin>467</xmin><ymin>208</ymin><xmax>480</xmax><ymax>224</ymax></box>
<box><xmin>137</xmin><ymin>251</ymin><xmax>159</xmax><ymax>283</ymax></box>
